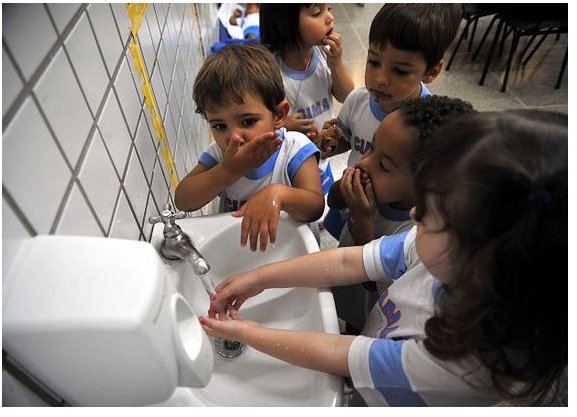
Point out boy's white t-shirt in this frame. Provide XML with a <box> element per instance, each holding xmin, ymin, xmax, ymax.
<box><xmin>337</xmin><ymin>85</ymin><xmax>431</xmax><ymax>167</ymax></box>
<box><xmin>198</xmin><ymin>128</ymin><xmax>319</xmax><ymax>212</ymax></box>
<box><xmin>348</xmin><ymin>226</ymin><xmax>500</xmax><ymax>406</ymax></box>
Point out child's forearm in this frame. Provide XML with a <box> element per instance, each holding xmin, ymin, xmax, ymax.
<box><xmin>244</xmin><ymin>326</ymin><xmax>355</xmax><ymax>376</ymax></box>
<box><xmin>274</xmin><ymin>184</ymin><xmax>325</xmax><ymax>222</ymax></box>
<box><xmin>175</xmin><ymin>165</ymin><xmax>240</xmax><ymax>211</ymax></box>
<box><xmin>331</xmin><ymin>62</ymin><xmax>354</xmax><ymax>103</ymax></box>
<box><xmin>255</xmin><ymin>245</ymin><xmax>366</xmax><ymax>289</ymax></box>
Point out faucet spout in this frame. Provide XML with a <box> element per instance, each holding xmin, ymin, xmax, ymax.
<box><xmin>150</xmin><ymin>204</ymin><xmax>211</xmax><ymax>276</ymax></box>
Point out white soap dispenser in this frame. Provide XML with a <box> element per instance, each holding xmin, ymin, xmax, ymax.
<box><xmin>2</xmin><ymin>235</ymin><xmax>214</xmax><ymax>406</ymax></box>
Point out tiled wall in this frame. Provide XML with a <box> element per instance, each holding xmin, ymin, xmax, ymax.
<box><xmin>2</xmin><ymin>3</ymin><xmax>219</xmax><ymax>276</ymax></box>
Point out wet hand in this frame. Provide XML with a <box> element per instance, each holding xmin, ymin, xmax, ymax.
<box><xmin>231</xmin><ymin>185</ymin><xmax>283</xmax><ymax>251</ymax></box>
<box><xmin>200</xmin><ymin>308</ymin><xmax>257</xmax><ymax>342</ymax></box>
<box><xmin>208</xmin><ymin>274</ymin><xmax>263</xmax><ymax>319</ymax></box>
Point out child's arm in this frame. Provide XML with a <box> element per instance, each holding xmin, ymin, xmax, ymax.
<box><xmin>200</xmin><ymin>311</ymin><xmax>356</xmax><ymax>376</ymax></box>
<box><xmin>233</xmin><ymin>155</ymin><xmax>324</xmax><ymax>251</ymax></box>
<box><xmin>175</xmin><ymin>132</ymin><xmax>281</xmax><ymax>211</ymax></box>
<box><xmin>209</xmin><ymin>245</ymin><xmax>366</xmax><ymax>315</ymax></box>
<box><xmin>323</xmin><ymin>32</ymin><xmax>354</xmax><ymax>103</ymax></box>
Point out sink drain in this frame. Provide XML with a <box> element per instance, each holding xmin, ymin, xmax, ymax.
<box><xmin>214</xmin><ymin>337</ymin><xmax>246</xmax><ymax>358</ymax></box>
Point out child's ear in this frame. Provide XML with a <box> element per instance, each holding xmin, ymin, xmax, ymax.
<box><xmin>273</xmin><ymin>100</ymin><xmax>290</xmax><ymax>128</ymax></box>
<box><xmin>422</xmin><ymin>61</ymin><xmax>443</xmax><ymax>84</ymax></box>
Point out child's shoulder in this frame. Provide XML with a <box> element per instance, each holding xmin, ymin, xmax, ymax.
<box><xmin>343</xmin><ymin>86</ymin><xmax>371</xmax><ymax>104</ymax></box>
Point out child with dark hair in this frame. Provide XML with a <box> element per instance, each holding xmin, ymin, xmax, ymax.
<box><xmin>175</xmin><ymin>44</ymin><xmax>324</xmax><ymax>252</ymax></box>
<box><xmin>201</xmin><ymin>109</ymin><xmax>567</xmax><ymax>406</ymax></box>
<box><xmin>260</xmin><ymin>3</ymin><xmax>354</xmax><ymax>195</ymax></box>
<box><xmin>321</xmin><ymin>3</ymin><xmax>462</xmax><ymax>239</ymax></box>
<box><xmin>331</xmin><ymin>95</ymin><xmax>476</xmax><ymax>334</ymax></box>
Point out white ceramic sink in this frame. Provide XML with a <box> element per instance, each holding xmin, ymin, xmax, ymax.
<box><xmin>151</xmin><ymin>212</ymin><xmax>343</xmax><ymax>406</ymax></box>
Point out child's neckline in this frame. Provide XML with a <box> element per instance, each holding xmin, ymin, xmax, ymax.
<box><xmin>282</xmin><ymin>49</ymin><xmax>314</xmax><ymax>72</ymax></box>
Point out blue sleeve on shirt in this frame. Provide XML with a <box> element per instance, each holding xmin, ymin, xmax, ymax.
<box><xmin>287</xmin><ymin>142</ymin><xmax>319</xmax><ymax>182</ymax></box>
<box><xmin>369</xmin><ymin>339</ymin><xmax>427</xmax><ymax>406</ymax></box>
<box><xmin>199</xmin><ymin>152</ymin><xmax>218</xmax><ymax>169</ymax></box>
<box><xmin>378</xmin><ymin>230</ymin><xmax>410</xmax><ymax>281</ymax></box>
<box><xmin>336</xmin><ymin>118</ymin><xmax>352</xmax><ymax>142</ymax></box>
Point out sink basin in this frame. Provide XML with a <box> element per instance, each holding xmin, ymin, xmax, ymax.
<box><xmin>150</xmin><ymin>213</ymin><xmax>343</xmax><ymax>406</ymax></box>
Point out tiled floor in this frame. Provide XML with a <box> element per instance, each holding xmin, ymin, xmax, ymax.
<box><xmin>321</xmin><ymin>3</ymin><xmax>568</xmax><ymax>250</ymax></box>
<box><xmin>323</xmin><ymin>4</ymin><xmax>568</xmax><ymax>407</ymax></box>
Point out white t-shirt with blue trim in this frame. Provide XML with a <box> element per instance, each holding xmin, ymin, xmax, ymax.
<box><xmin>198</xmin><ymin>128</ymin><xmax>319</xmax><ymax>213</ymax></box>
<box><xmin>348</xmin><ymin>226</ymin><xmax>499</xmax><ymax>406</ymax></box>
<box><xmin>277</xmin><ymin>46</ymin><xmax>334</xmax><ymax>194</ymax></box>
<box><xmin>337</xmin><ymin>85</ymin><xmax>431</xmax><ymax>167</ymax></box>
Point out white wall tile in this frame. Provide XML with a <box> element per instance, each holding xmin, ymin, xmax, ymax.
<box><xmin>150</xmin><ymin>65</ymin><xmax>168</xmax><ymax>117</ymax></box>
<box><xmin>78</xmin><ymin>131</ymin><xmax>120</xmax><ymax>232</ymax></box>
<box><xmin>3</xmin><ymin>3</ymin><xmax>216</xmax><ymax>250</ymax></box>
<box><xmin>56</xmin><ymin>183</ymin><xmax>104</xmax><ymax>237</ymax></box>
<box><xmin>114</xmin><ymin>56</ymin><xmax>142</xmax><ymax>138</ymax></box>
<box><xmin>2</xmin><ymin>99</ymin><xmax>71</xmax><ymax>234</ymax></box>
<box><xmin>124</xmin><ymin>149</ymin><xmax>150</xmax><ymax>228</ymax></box>
<box><xmin>2</xmin><ymin>199</ymin><xmax>32</xmax><ymax>279</ymax></box>
<box><xmin>134</xmin><ymin>116</ymin><xmax>158</xmax><ymax>184</ymax></box>
<box><xmin>109</xmin><ymin>190</ymin><xmax>141</xmax><ymax>240</ymax></box>
<box><xmin>109</xmin><ymin>3</ymin><xmax>131</xmax><ymax>43</ymax></box>
<box><xmin>34</xmin><ymin>48</ymin><xmax>93</xmax><ymax>167</ymax></box>
<box><xmin>47</xmin><ymin>3</ymin><xmax>81</xmax><ymax>35</ymax></box>
<box><xmin>150</xmin><ymin>158</ymin><xmax>171</xmax><ymax>210</ymax></box>
<box><xmin>86</xmin><ymin>4</ymin><xmax>123</xmax><ymax>76</ymax></box>
<box><xmin>97</xmin><ymin>92</ymin><xmax>132</xmax><ymax>175</ymax></box>
<box><xmin>64</xmin><ymin>12</ymin><xmax>110</xmax><ymax>115</ymax></box>
<box><xmin>2</xmin><ymin>4</ymin><xmax>57</xmax><ymax>80</ymax></box>
<box><xmin>2</xmin><ymin>49</ymin><xmax>23</xmax><ymax>118</ymax></box>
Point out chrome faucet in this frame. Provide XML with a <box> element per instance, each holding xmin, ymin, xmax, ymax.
<box><xmin>149</xmin><ymin>204</ymin><xmax>210</xmax><ymax>276</ymax></box>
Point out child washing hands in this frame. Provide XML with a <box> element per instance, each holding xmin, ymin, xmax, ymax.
<box><xmin>200</xmin><ymin>109</ymin><xmax>567</xmax><ymax>406</ymax></box>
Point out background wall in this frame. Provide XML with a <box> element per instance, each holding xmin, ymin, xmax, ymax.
<box><xmin>2</xmin><ymin>3</ymin><xmax>219</xmax><ymax>276</ymax></box>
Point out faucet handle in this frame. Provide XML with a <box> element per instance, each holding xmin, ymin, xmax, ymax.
<box><xmin>148</xmin><ymin>203</ymin><xmax>187</xmax><ymax>225</ymax></box>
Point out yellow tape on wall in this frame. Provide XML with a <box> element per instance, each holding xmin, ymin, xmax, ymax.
<box><xmin>126</xmin><ymin>3</ymin><xmax>179</xmax><ymax>190</ymax></box>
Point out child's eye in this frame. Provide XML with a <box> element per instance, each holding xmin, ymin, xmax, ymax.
<box><xmin>379</xmin><ymin>161</ymin><xmax>389</xmax><ymax>172</ymax></box>
<box><xmin>241</xmin><ymin>118</ymin><xmax>257</xmax><ymax>128</ymax></box>
<box><xmin>211</xmin><ymin>123</ymin><xmax>226</xmax><ymax>131</ymax></box>
<box><xmin>393</xmin><ymin>67</ymin><xmax>410</xmax><ymax>76</ymax></box>
<box><xmin>367</xmin><ymin>59</ymin><xmax>380</xmax><ymax>68</ymax></box>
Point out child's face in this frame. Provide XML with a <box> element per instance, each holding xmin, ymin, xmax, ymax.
<box><xmin>299</xmin><ymin>4</ymin><xmax>334</xmax><ymax>47</ymax></box>
<box><xmin>356</xmin><ymin>111</ymin><xmax>415</xmax><ymax>209</ymax></box>
<box><xmin>410</xmin><ymin>201</ymin><xmax>453</xmax><ymax>283</ymax></box>
<box><xmin>365</xmin><ymin>42</ymin><xmax>441</xmax><ymax>113</ymax></box>
<box><xmin>205</xmin><ymin>93</ymin><xmax>285</xmax><ymax>152</ymax></box>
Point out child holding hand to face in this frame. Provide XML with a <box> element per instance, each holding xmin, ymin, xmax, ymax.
<box><xmin>175</xmin><ymin>44</ymin><xmax>324</xmax><ymax>252</ymax></box>
<box><xmin>260</xmin><ymin>3</ymin><xmax>354</xmax><ymax>195</ymax></box>
<box><xmin>201</xmin><ymin>109</ymin><xmax>567</xmax><ymax>406</ymax></box>
<box><xmin>331</xmin><ymin>95</ymin><xmax>476</xmax><ymax>334</ymax></box>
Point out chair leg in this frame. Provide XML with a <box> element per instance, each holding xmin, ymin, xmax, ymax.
<box><xmin>480</xmin><ymin>17</ymin><xmax>504</xmax><ymax>85</ymax></box>
<box><xmin>498</xmin><ymin>26</ymin><xmax>513</xmax><ymax>57</ymax></box>
<box><xmin>520</xmin><ymin>33</ymin><xmax>539</xmax><ymax>59</ymax></box>
<box><xmin>522</xmin><ymin>31</ymin><xmax>551</xmax><ymax>66</ymax></box>
<box><xmin>555</xmin><ymin>47</ymin><xmax>568</xmax><ymax>89</ymax></box>
<box><xmin>502</xmin><ymin>32</ymin><xmax>520</xmax><ymax>92</ymax></box>
<box><xmin>473</xmin><ymin>14</ymin><xmax>499</xmax><ymax>61</ymax></box>
<box><xmin>468</xmin><ymin>17</ymin><xmax>479</xmax><ymax>51</ymax></box>
<box><xmin>446</xmin><ymin>19</ymin><xmax>471</xmax><ymax>70</ymax></box>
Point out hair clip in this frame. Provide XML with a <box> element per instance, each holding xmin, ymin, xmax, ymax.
<box><xmin>523</xmin><ymin>190</ymin><xmax>552</xmax><ymax>210</ymax></box>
